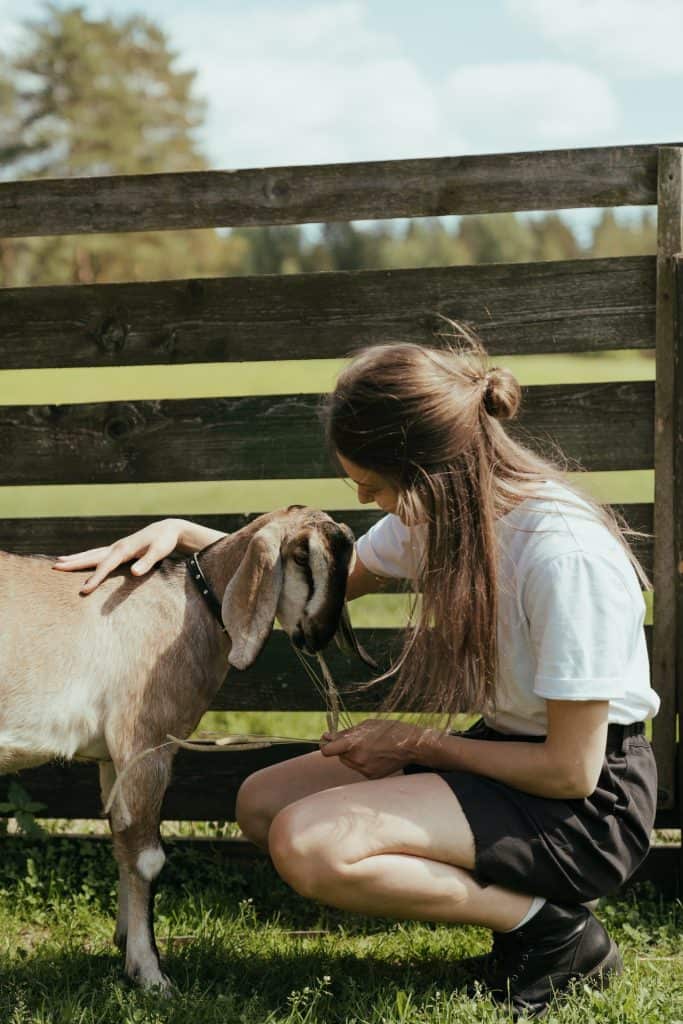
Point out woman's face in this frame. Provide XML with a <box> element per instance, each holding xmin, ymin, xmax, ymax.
<box><xmin>337</xmin><ymin>453</ymin><xmax>400</xmax><ymax>516</ymax></box>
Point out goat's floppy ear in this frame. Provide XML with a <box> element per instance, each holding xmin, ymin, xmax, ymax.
<box><xmin>222</xmin><ymin>523</ymin><xmax>284</xmax><ymax>670</ymax></box>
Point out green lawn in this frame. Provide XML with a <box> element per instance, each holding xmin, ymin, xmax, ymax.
<box><xmin>0</xmin><ymin>837</ymin><xmax>681</xmax><ymax>1024</ymax></box>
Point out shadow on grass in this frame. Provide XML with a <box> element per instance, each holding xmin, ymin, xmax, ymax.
<box><xmin>0</xmin><ymin>942</ymin><xmax>487</xmax><ymax>1024</ymax></box>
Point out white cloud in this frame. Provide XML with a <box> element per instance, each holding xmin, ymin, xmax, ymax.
<box><xmin>508</xmin><ymin>0</ymin><xmax>683</xmax><ymax>77</ymax></box>
<box><xmin>443</xmin><ymin>61</ymin><xmax>620</xmax><ymax>151</ymax></box>
<box><xmin>0</xmin><ymin>0</ymin><xmax>627</xmax><ymax>169</ymax></box>
<box><xmin>163</xmin><ymin>2</ymin><xmax>466</xmax><ymax>167</ymax></box>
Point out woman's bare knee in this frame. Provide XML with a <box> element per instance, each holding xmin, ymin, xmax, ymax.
<box><xmin>236</xmin><ymin>750</ymin><xmax>367</xmax><ymax>848</ymax></box>
<box><xmin>235</xmin><ymin>771</ymin><xmax>276</xmax><ymax>847</ymax></box>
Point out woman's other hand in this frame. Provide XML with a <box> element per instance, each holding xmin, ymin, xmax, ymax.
<box><xmin>52</xmin><ymin>518</ymin><xmax>185</xmax><ymax>595</ymax></box>
<box><xmin>320</xmin><ymin>718</ymin><xmax>423</xmax><ymax>779</ymax></box>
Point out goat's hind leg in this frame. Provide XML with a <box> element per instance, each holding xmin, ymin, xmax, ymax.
<box><xmin>106</xmin><ymin>751</ymin><xmax>173</xmax><ymax>992</ymax></box>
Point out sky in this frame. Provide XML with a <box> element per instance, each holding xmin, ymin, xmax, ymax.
<box><xmin>1</xmin><ymin>0</ymin><xmax>681</xmax><ymax>234</ymax></box>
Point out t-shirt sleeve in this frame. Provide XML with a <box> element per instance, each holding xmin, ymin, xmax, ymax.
<box><xmin>523</xmin><ymin>551</ymin><xmax>643</xmax><ymax>701</ymax></box>
<box><xmin>355</xmin><ymin>514</ymin><xmax>424</xmax><ymax>580</ymax></box>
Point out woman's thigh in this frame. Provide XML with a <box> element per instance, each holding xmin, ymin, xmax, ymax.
<box><xmin>236</xmin><ymin>749</ymin><xmax>392</xmax><ymax>836</ymax></box>
<box><xmin>270</xmin><ymin>771</ymin><xmax>476</xmax><ymax>871</ymax></box>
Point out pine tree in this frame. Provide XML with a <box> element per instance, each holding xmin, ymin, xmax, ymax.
<box><xmin>0</xmin><ymin>4</ymin><xmax>227</xmax><ymax>286</ymax></box>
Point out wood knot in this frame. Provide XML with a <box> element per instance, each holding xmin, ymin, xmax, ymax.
<box><xmin>156</xmin><ymin>328</ymin><xmax>178</xmax><ymax>358</ymax></box>
<box><xmin>262</xmin><ymin>177</ymin><xmax>290</xmax><ymax>204</ymax></box>
<box><xmin>97</xmin><ymin>316</ymin><xmax>128</xmax><ymax>354</ymax></box>
<box><xmin>104</xmin><ymin>405</ymin><xmax>142</xmax><ymax>441</ymax></box>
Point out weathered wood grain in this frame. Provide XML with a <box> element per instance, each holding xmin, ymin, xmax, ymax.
<box><xmin>0</xmin><ymin>381</ymin><xmax>655</xmax><ymax>486</ymax></box>
<box><xmin>0</xmin><ymin>503</ymin><xmax>655</xmax><ymax>579</ymax></box>
<box><xmin>651</xmin><ymin>149</ymin><xmax>683</xmax><ymax>811</ymax></box>
<box><xmin>676</xmin><ymin>257</ymin><xmax>683</xmax><ymax>832</ymax></box>
<box><xmin>0</xmin><ymin>143</ymin><xmax>675</xmax><ymax>238</ymax></box>
<box><xmin>0</xmin><ymin>256</ymin><xmax>656</xmax><ymax>368</ymax></box>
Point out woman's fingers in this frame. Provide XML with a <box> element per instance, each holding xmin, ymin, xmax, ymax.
<box><xmin>50</xmin><ymin>522</ymin><xmax>182</xmax><ymax>594</ymax></box>
<box><xmin>52</xmin><ymin>547</ymin><xmax>110</xmax><ymax>569</ymax></box>
<box><xmin>78</xmin><ymin>552</ymin><xmax>132</xmax><ymax>594</ymax></box>
<box><xmin>319</xmin><ymin>733</ymin><xmax>352</xmax><ymax>757</ymax></box>
<box><xmin>130</xmin><ymin>554</ymin><xmax>157</xmax><ymax>575</ymax></box>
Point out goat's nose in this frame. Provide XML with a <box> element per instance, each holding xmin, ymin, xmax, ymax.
<box><xmin>291</xmin><ymin>625</ymin><xmax>305</xmax><ymax>649</ymax></box>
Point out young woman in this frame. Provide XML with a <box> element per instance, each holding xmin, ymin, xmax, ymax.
<box><xmin>54</xmin><ymin>337</ymin><xmax>658</xmax><ymax>1016</ymax></box>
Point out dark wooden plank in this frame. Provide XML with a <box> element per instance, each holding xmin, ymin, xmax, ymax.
<box><xmin>676</xmin><ymin>256</ymin><xmax>683</xmax><ymax>833</ymax></box>
<box><xmin>0</xmin><ymin>256</ymin><xmax>656</xmax><ymax>369</ymax></box>
<box><xmin>0</xmin><ymin>511</ymin><xmax>386</xmax><ymax>554</ymax></box>
<box><xmin>0</xmin><ymin>503</ymin><xmax>655</xmax><ymax>581</ymax></box>
<box><xmin>0</xmin><ymin>744</ymin><xmax>319</xmax><ymax>820</ymax></box>
<box><xmin>0</xmin><ymin>143</ymin><xmax>676</xmax><ymax>238</ymax></box>
<box><xmin>0</xmin><ymin>381</ymin><xmax>655</xmax><ymax>486</ymax></box>
<box><xmin>197</xmin><ymin>625</ymin><xmax>656</xmax><ymax>711</ymax></box>
<box><xmin>213</xmin><ymin>628</ymin><xmax>397</xmax><ymax>710</ymax></box>
<box><xmin>651</xmin><ymin>149</ymin><xmax>683</xmax><ymax>812</ymax></box>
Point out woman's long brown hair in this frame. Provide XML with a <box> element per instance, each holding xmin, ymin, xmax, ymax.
<box><xmin>323</xmin><ymin>329</ymin><xmax>651</xmax><ymax>719</ymax></box>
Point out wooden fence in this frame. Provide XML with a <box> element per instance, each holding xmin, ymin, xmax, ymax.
<box><xmin>0</xmin><ymin>143</ymin><xmax>681</xmax><ymax>875</ymax></box>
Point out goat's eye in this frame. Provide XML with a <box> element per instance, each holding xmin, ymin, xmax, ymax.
<box><xmin>293</xmin><ymin>551</ymin><xmax>308</xmax><ymax>567</ymax></box>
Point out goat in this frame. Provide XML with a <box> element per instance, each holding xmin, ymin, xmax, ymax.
<box><xmin>0</xmin><ymin>505</ymin><xmax>365</xmax><ymax>990</ymax></box>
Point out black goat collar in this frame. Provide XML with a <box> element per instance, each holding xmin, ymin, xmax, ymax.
<box><xmin>186</xmin><ymin>552</ymin><xmax>227</xmax><ymax>633</ymax></box>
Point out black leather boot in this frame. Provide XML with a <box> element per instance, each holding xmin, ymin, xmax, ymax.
<box><xmin>464</xmin><ymin>901</ymin><xmax>622</xmax><ymax>1016</ymax></box>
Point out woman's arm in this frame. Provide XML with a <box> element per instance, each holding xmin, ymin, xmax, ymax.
<box><xmin>53</xmin><ymin>518</ymin><xmax>227</xmax><ymax>593</ymax></box>
<box><xmin>321</xmin><ymin>700</ymin><xmax>610</xmax><ymax>799</ymax></box>
<box><xmin>345</xmin><ymin>550</ymin><xmax>393</xmax><ymax>601</ymax></box>
<box><xmin>412</xmin><ymin>699</ymin><xmax>609</xmax><ymax>799</ymax></box>
<box><xmin>174</xmin><ymin>519</ymin><xmax>228</xmax><ymax>554</ymax></box>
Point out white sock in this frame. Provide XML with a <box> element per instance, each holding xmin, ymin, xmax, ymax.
<box><xmin>501</xmin><ymin>896</ymin><xmax>546</xmax><ymax>932</ymax></box>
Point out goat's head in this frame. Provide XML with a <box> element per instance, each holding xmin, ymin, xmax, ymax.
<box><xmin>221</xmin><ymin>506</ymin><xmax>363</xmax><ymax>670</ymax></box>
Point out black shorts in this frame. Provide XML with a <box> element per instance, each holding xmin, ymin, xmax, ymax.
<box><xmin>404</xmin><ymin>718</ymin><xmax>657</xmax><ymax>904</ymax></box>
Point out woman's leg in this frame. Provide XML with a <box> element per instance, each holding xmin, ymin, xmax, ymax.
<box><xmin>266</xmin><ymin>769</ymin><xmax>621</xmax><ymax>1014</ymax></box>
<box><xmin>235</xmin><ymin>749</ymin><xmax>393</xmax><ymax>851</ymax></box>
<box><xmin>267</xmin><ymin>771</ymin><xmax>534</xmax><ymax>931</ymax></box>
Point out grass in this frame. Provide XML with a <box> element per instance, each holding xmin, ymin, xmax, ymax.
<box><xmin>0</xmin><ymin>836</ymin><xmax>681</xmax><ymax>1023</ymax></box>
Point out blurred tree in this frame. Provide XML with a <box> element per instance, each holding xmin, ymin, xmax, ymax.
<box><xmin>230</xmin><ymin>226</ymin><xmax>305</xmax><ymax>275</ymax></box>
<box><xmin>8</xmin><ymin>3</ymin><xmax>204</xmax><ymax>177</ymax></box>
<box><xmin>0</xmin><ymin>3</ymin><xmax>226</xmax><ymax>286</ymax></box>
<box><xmin>527</xmin><ymin>214</ymin><xmax>580</xmax><ymax>261</ymax></box>
<box><xmin>457</xmin><ymin>212</ymin><xmax>538</xmax><ymax>264</ymax></box>
<box><xmin>591</xmin><ymin>209</ymin><xmax>656</xmax><ymax>258</ymax></box>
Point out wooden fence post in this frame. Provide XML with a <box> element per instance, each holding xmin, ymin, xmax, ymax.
<box><xmin>676</xmin><ymin>256</ymin><xmax>683</xmax><ymax>880</ymax></box>
<box><xmin>652</xmin><ymin>147</ymin><xmax>683</xmax><ymax>814</ymax></box>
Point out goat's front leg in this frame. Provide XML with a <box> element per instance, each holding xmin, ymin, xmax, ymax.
<box><xmin>107</xmin><ymin>752</ymin><xmax>173</xmax><ymax>991</ymax></box>
<box><xmin>99</xmin><ymin>761</ymin><xmax>130</xmax><ymax>950</ymax></box>
<box><xmin>122</xmin><ymin>853</ymin><xmax>167</xmax><ymax>989</ymax></box>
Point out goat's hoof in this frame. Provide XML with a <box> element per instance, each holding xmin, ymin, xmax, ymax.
<box><xmin>126</xmin><ymin>963</ymin><xmax>173</xmax><ymax>995</ymax></box>
<box><xmin>143</xmin><ymin>974</ymin><xmax>173</xmax><ymax>997</ymax></box>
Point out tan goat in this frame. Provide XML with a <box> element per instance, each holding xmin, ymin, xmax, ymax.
<box><xmin>0</xmin><ymin>506</ymin><xmax>362</xmax><ymax>990</ymax></box>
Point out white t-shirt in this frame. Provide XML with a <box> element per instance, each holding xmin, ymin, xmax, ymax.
<box><xmin>355</xmin><ymin>480</ymin><xmax>660</xmax><ymax>735</ymax></box>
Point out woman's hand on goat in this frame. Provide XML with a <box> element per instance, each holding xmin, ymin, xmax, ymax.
<box><xmin>52</xmin><ymin>519</ymin><xmax>185</xmax><ymax>594</ymax></box>
<box><xmin>320</xmin><ymin>718</ymin><xmax>424</xmax><ymax>778</ymax></box>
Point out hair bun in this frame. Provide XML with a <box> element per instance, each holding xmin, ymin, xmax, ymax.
<box><xmin>483</xmin><ymin>367</ymin><xmax>521</xmax><ymax>421</ymax></box>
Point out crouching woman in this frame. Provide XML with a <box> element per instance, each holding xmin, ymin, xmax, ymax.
<box><xmin>236</xmin><ymin>338</ymin><xmax>659</xmax><ymax>1017</ymax></box>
